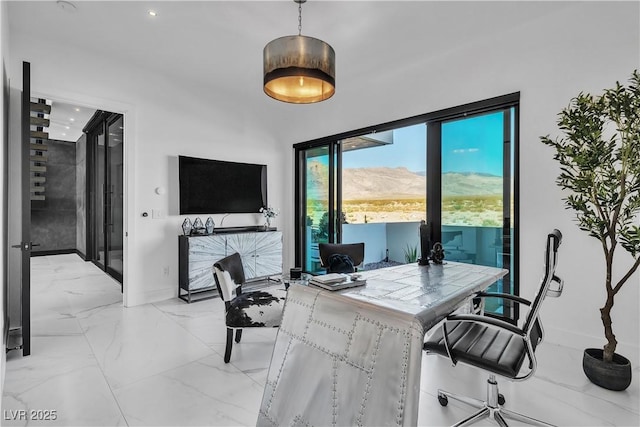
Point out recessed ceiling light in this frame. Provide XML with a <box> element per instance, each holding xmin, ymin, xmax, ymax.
<box><xmin>61</xmin><ymin>133</ymin><xmax>67</xmax><ymax>136</ymax></box>
<box><xmin>69</xmin><ymin>118</ymin><xmax>75</xmax><ymax>122</ymax></box>
<box><xmin>74</xmin><ymin>108</ymin><xmax>80</xmax><ymax>112</ymax></box>
<box><xmin>65</xmin><ymin>126</ymin><xmax>70</xmax><ymax>130</ymax></box>
<box><xmin>148</xmin><ymin>10</ymin><xmax>157</xmax><ymax>17</ymax></box>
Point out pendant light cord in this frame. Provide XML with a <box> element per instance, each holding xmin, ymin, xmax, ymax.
<box><xmin>298</xmin><ymin>1</ymin><xmax>303</xmax><ymax>35</ymax></box>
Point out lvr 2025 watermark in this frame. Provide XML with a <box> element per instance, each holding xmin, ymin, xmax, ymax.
<box><xmin>4</xmin><ymin>409</ymin><xmax>58</xmax><ymax>421</ymax></box>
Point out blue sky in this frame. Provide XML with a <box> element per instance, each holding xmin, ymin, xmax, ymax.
<box><xmin>341</xmin><ymin>111</ymin><xmax>504</xmax><ymax>176</ymax></box>
<box><xmin>342</xmin><ymin>124</ymin><xmax>427</xmax><ymax>172</ymax></box>
<box><xmin>441</xmin><ymin>111</ymin><xmax>503</xmax><ymax>176</ymax></box>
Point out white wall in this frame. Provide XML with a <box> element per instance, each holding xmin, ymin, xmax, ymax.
<box><xmin>343</xmin><ymin>223</ymin><xmax>386</xmax><ymax>265</ymax></box>
<box><xmin>7</xmin><ymin>36</ymin><xmax>288</xmax><ymax>306</ymax></box>
<box><xmin>7</xmin><ymin>2</ymin><xmax>639</xmax><ymax>360</ymax></box>
<box><xmin>386</xmin><ymin>222</ymin><xmax>420</xmax><ymax>264</ymax></box>
<box><xmin>0</xmin><ymin>0</ymin><xmax>8</xmax><ymax>395</ymax></box>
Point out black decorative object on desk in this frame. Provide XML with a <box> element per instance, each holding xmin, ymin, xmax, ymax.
<box><xmin>182</xmin><ymin>218</ymin><xmax>193</xmax><ymax>236</ymax></box>
<box><xmin>290</xmin><ymin>267</ymin><xmax>302</xmax><ymax>279</ymax></box>
<box><xmin>418</xmin><ymin>220</ymin><xmax>430</xmax><ymax>266</ymax></box>
<box><xmin>430</xmin><ymin>242</ymin><xmax>445</xmax><ymax>264</ymax></box>
<box><xmin>205</xmin><ymin>217</ymin><xmax>215</xmax><ymax>234</ymax></box>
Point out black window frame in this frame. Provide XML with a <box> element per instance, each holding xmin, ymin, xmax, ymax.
<box><xmin>294</xmin><ymin>92</ymin><xmax>520</xmax><ymax>321</ymax></box>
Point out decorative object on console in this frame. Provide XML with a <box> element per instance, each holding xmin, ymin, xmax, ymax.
<box><xmin>430</xmin><ymin>242</ymin><xmax>445</xmax><ymax>264</ymax></box>
<box><xmin>205</xmin><ymin>217</ymin><xmax>215</xmax><ymax>234</ymax></box>
<box><xmin>259</xmin><ymin>206</ymin><xmax>279</xmax><ymax>229</ymax></box>
<box><xmin>263</xmin><ymin>0</ymin><xmax>335</xmax><ymax>104</ymax></box>
<box><xmin>191</xmin><ymin>217</ymin><xmax>206</xmax><ymax>235</ymax></box>
<box><xmin>541</xmin><ymin>70</ymin><xmax>640</xmax><ymax>391</ymax></box>
<box><xmin>181</xmin><ymin>217</ymin><xmax>192</xmax><ymax>236</ymax></box>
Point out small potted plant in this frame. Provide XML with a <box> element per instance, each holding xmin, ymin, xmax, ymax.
<box><xmin>260</xmin><ymin>206</ymin><xmax>279</xmax><ymax>229</ymax></box>
<box><xmin>541</xmin><ymin>70</ymin><xmax>640</xmax><ymax>390</ymax></box>
<box><xmin>403</xmin><ymin>243</ymin><xmax>418</xmax><ymax>263</ymax></box>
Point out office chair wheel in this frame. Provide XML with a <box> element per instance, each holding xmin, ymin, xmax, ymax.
<box><xmin>498</xmin><ymin>393</ymin><xmax>505</xmax><ymax>405</ymax></box>
<box><xmin>437</xmin><ymin>394</ymin><xmax>448</xmax><ymax>407</ymax></box>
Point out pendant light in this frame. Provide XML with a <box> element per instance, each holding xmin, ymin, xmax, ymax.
<box><xmin>263</xmin><ymin>0</ymin><xmax>335</xmax><ymax>104</ymax></box>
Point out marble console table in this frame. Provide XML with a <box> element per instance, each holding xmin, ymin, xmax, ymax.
<box><xmin>257</xmin><ymin>262</ymin><xmax>508</xmax><ymax>426</ymax></box>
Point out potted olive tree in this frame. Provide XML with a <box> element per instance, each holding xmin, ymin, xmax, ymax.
<box><xmin>541</xmin><ymin>70</ymin><xmax>640</xmax><ymax>391</ymax></box>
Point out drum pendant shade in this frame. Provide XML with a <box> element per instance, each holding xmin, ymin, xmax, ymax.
<box><xmin>263</xmin><ymin>1</ymin><xmax>335</xmax><ymax>104</ymax></box>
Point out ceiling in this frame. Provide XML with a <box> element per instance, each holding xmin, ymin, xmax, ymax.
<box><xmin>8</xmin><ymin>1</ymin><xmax>573</xmax><ymax>140</ymax></box>
<box><xmin>45</xmin><ymin>99</ymin><xmax>96</xmax><ymax>142</ymax></box>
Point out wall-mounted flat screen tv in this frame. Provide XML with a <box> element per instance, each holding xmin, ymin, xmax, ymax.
<box><xmin>179</xmin><ymin>156</ymin><xmax>267</xmax><ymax>214</ymax></box>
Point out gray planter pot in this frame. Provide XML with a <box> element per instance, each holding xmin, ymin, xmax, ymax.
<box><xmin>583</xmin><ymin>348</ymin><xmax>632</xmax><ymax>391</ymax></box>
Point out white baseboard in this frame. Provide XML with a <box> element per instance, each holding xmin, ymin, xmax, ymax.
<box><xmin>545</xmin><ymin>326</ymin><xmax>639</xmax><ymax>363</ymax></box>
<box><xmin>125</xmin><ymin>287</ymin><xmax>176</xmax><ymax>307</ymax></box>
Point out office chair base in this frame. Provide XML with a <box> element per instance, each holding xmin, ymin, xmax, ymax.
<box><xmin>437</xmin><ymin>375</ymin><xmax>555</xmax><ymax>427</ymax></box>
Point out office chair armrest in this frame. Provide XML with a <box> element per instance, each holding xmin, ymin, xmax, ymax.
<box><xmin>547</xmin><ymin>274</ymin><xmax>564</xmax><ymax>298</ymax></box>
<box><xmin>445</xmin><ymin>314</ymin><xmax>525</xmax><ymax>337</ymax></box>
<box><xmin>475</xmin><ymin>292</ymin><xmax>532</xmax><ymax>306</ymax></box>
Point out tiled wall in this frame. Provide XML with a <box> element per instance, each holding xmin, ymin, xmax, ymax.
<box><xmin>31</xmin><ymin>139</ymin><xmax>77</xmax><ymax>253</ymax></box>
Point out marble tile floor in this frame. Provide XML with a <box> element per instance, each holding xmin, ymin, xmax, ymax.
<box><xmin>2</xmin><ymin>254</ymin><xmax>638</xmax><ymax>426</ymax></box>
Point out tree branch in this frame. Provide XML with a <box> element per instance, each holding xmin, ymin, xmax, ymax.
<box><xmin>613</xmin><ymin>255</ymin><xmax>640</xmax><ymax>295</ymax></box>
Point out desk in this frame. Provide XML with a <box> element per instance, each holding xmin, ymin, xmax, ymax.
<box><xmin>257</xmin><ymin>262</ymin><xmax>508</xmax><ymax>427</ymax></box>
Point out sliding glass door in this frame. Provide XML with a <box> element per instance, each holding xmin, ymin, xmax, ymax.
<box><xmin>106</xmin><ymin>115</ymin><xmax>124</xmax><ymax>278</ymax></box>
<box><xmin>340</xmin><ymin>125</ymin><xmax>427</xmax><ymax>267</ymax></box>
<box><xmin>438</xmin><ymin>108</ymin><xmax>516</xmax><ymax>318</ymax></box>
<box><xmin>295</xmin><ymin>94</ymin><xmax>519</xmax><ymax>320</ymax></box>
<box><xmin>86</xmin><ymin>111</ymin><xmax>124</xmax><ymax>285</ymax></box>
<box><xmin>299</xmin><ymin>145</ymin><xmax>336</xmax><ymax>272</ymax></box>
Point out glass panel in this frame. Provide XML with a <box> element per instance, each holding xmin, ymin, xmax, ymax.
<box><xmin>441</xmin><ymin>110</ymin><xmax>513</xmax><ymax>316</ymax></box>
<box><xmin>304</xmin><ymin>146</ymin><xmax>330</xmax><ymax>273</ymax></box>
<box><xmin>341</xmin><ymin>124</ymin><xmax>427</xmax><ymax>269</ymax></box>
<box><xmin>95</xmin><ymin>127</ymin><xmax>105</xmax><ymax>268</ymax></box>
<box><xmin>107</xmin><ymin>116</ymin><xmax>124</xmax><ymax>276</ymax></box>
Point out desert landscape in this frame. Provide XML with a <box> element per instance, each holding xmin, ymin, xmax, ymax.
<box><xmin>306</xmin><ymin>161</ymin><xmax>504</xmax><ymax>226</ymax></box>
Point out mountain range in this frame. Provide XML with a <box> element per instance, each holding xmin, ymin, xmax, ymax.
<box><xmin>307</xmin><ymin>161</ymin><xmax>502</xmax><ymax>200</ymax></box>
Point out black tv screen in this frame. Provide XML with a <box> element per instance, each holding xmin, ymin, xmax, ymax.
<box><xmin>179</xmin><ymin>156</ymin><xmax>267</xmax><ymax>214</ymax></box>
